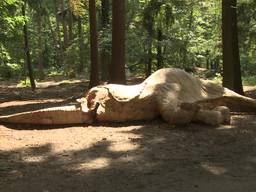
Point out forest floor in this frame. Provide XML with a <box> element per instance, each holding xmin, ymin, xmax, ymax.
<box><xmin>0</xmin><ymin>78</ymin><xmax>256</xmax><ymax>192</ymax></box>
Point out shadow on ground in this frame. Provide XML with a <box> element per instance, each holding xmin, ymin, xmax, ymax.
<box><xmin>1</xmin><ymin>81</ymin><xmax>256</xmax><ymax>192</ymax></box>
<box><xmin>1</xmin><ymin>116</ymin><xmax>256</xmax><ymax>192</ymax></box>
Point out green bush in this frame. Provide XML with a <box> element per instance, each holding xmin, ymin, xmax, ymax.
<box><xmin>17</xmin><ymin>77</ymin><xmax>37</xmax><ymax>88</ymax></box>
<box><xmin>242</xmin><ymin>76</ymin><xmax>256</xmax><ymax>86</ymax></box>
<box><xmin>0</xmin><ymin>63</ymin><xmax>22</xmax><ymax>80</ymax></box>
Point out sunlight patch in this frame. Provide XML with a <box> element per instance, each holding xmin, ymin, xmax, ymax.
<box><xmin>216</xmin><ymin>125</ymin><xmax>234</xmax><ymax>130</ymax></box>
<box><xmin>118</xmin><ymin>155</ymin><xmax>137</xmax><ymax>163</ymax></box>
<box><xmin>0</xmin><ymin>99</ymin><xmax>64</xmax><ymax>108</ymax></box>
<box><xmin>201</xmin><ymin>162</ymin><xmax>227</xmax><ymax>175</ymax></box>
<box><xmin>75</xmin><ymin>157</ymin><xmax>110</xmax><ymax>170</ymax></box>
<box><xmin>150</xmin><ymin>137</ymin><xmax>166</xmax><ymax>144</ymax></box>
<box><xmin>108</xmin><ymin>141</ymin><xmax>138</xmax><ymax>152</ymax></box>
<box><xmin>22</xmin><ymin>155</ymin><xmax>46</xmax><ymax>163</ymax></box>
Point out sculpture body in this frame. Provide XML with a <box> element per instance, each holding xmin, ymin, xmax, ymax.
<box><xmin>1</xmin><ymin>68</ymin><xmax>256</xmax><ymax>125</ymax></box>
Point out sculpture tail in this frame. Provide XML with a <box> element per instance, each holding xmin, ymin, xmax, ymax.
<box><xmin>198</xmin><ymin>88</ymin><xmax>256</xmax><ymax>113</ymax></box>
<box><xmin>0</xmin><ymin>105</ymin><xmax>94</xmax><ymax>125</ymax></box>
<box><xmin>220</xmin><ymin>95</ymin><xmax>256</xmax><ymax>113</ymax></box>
<box><xmin>222</xmin><ymin>88</ymin><xmax>256</xmax><ymax>112</ymax></box>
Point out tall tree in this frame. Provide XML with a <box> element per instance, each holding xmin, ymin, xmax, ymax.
<box><xmin>22</xmin><ymin>0</ymin><xmax>36</xmax><ymax>90</ymax></box>
<box><xmin>222</xmin><ymin>0</ymin><xmax>244</xmax><ymax>95</ymax></box>
<box><xmin>54</xmin><ymin>0</ymin><xmax>63</xmax><ymax>66</ymax></box>
<box><xmin>88</xmin><ymin>0</ymin><xmax>99</xmax><ymax>88</ymax></box>
<box><xmin>143</xmin><ymin>0</ymin><xmax>173</xmax><ymax>73</ymax></box>
<box><xmin>145</xmin><ymin>37</ymin><xmax>152</xmax><ymax>77</ymax></box>
<box><xmin>37</xmin><ymin>10</ymin><xmax>45</xmax><ymax>79</ymax></box>
<box><xmin>68</xmin><ymin>7</ymin><xmax>73</xmax><ymax>42</ymax></box>
<box><xmin>61</xmin><ymin>0</ymin><xmax>69</xmax><ymax>48</ymax></box>
<box><xmin>110</xmin><ymin>0</ymin><xmax>126</xmax><ymax>84</ymax></box>
<box><xmin>101</xmin><ymin>0</ymin><xmax>110</xmax><ymax>30</ymax></box>
<box><xmin>78</xmin><ymin>17</ymin><xmax>85</xmax><ymax>73</ymax></box>
<box><xmin>156</xmin><ymin>29</ymin><xmax>163</xmax><ymax>69</ymax></box>
<box><xmin>33</xmin><ymin>1</ymin><xmax>45</xmax><ymax>79</ymax></box>
<box><xmin>69</xmin><ymin>0</ymin><xmax>86</xmax><ymax>73</ymax></box>
<box><xmin>100</xmin><ymin>0</ymin><xmax>110</xmax><ymax>81</ymax></box>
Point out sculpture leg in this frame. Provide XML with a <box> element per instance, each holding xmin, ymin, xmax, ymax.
<box><xmin>159</xmin><ymin>102</ymin><xmax>200</xmax><ymax>125</ymax></box>
<box><xmin>194</xmin><ymin>106</ymin><xmax>230</xmax><ymax>126</ymax></box>
<box><xmin>213</xmin><ymin>106</ymin><xmax>231</xmax><ymax>124</ymax></box>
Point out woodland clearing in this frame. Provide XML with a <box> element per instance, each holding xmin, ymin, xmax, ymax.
<box><xmin>1</xmin><ymin>79</ymin><xmax>256</xmax><ymax>192</ymax></box>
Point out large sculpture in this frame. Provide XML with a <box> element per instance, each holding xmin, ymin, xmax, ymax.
<box><xmin>1</xmin><ymin>68</ymin><xmax>255</xmax><ymax>126</ymax></box>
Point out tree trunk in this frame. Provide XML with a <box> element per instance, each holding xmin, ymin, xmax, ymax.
<box><xmin>183</xmin><ymin>8</ymin><xmax>194</xmax><ymax>69</ymax></box>
<box><xmin>156</xmin><ymin>29</ymin><xmax>163</xmax><ymax>70</ymax></box>
<box><xmin>54</xmin><ymin>0</ymin><xmax>63</xmax><ymax>66</ymax></box>
<box><xmin>146</xmin><ymin>37</ymin><xmax>152</xmax><ymax>77</ymax></box>
<box><xmin>110</xmin><ymin>0</ymin><xmax>126</xmax><ymax>84</ymax></box>
<box><xmin>78</xmin><ymin>17</ymin><xmax>85</xmax><ymax>73</ymax></box>
<box><xmin>22</xmin><ymin>1</ymin><xmax>36</xmax><ymax>91</ymax></box>
<box><xmin>46</xmin><ymin>14</ymin><xmax>60</xmax><ymax>66</ymax></box>
<box><xmin>100</xmin><ymin>0</ymin><xmax>110</xmax><ymax>81</ymax></box>
<box><xmin>68</xmin><ymin>8</ymin><xmax>73</xmax><ymax>43</ymax></box>
<box><xmin>101</xmin><ymin>0</ymin><xmax>110</xmax><ymax>27</ymax></box>
<box><xmin>61</xmin><ymin>0</ymin><xmax>68</xmax><ymax>48</ymax></box>
<box><xmin>88</xmin><ymin>0</ymin><xmax>100</xmax><ymax>88</ymax></box>
<box><xmin>37</xmin><ymin>14</ymin><xmax>45</xmax><ymax>79</ymax></box>
<box><xmin>222</xmin><ymin>0</ymin><xmax>244</xmax><ymax>95</ymax></box>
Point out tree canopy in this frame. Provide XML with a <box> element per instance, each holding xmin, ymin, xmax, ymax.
<box><xmin>0</xmin><ymin>0</ymin><xmax>255</xmax><ymax>90</ymax></box>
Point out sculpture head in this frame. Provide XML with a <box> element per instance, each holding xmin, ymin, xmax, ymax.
<box><xmin>78</xmin><ymin>86</ymin><xmax>109</xmax><ymax>113</ymax></box>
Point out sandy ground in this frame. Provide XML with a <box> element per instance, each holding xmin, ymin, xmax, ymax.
<box><xmin>0</xmin><ymin>80</ymin><xmax>256</xmax><ymax>192</ymax></box>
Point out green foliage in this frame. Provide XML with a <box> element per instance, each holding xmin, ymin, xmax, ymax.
<box><xmin>212</xmin><ymin>73</ymin><xmax>222</xmax><ymax>85</ymax></box>
<box><xmin>243</xmin><ymin>76</ymin><xmax>256</xmax><ymax>86</ymax></box>
<box><xmin>69</xmin><ymin>0</ymin><xmax>86</xmax><ymax>17</ymax></box>
<box><xmin>46</xmin><ymin>66</ymin><xmax>65</xmax><ymax>77</ymax></box>
<box><xmin>17</xmin><ymin>77</ymin><xmax>37</xmax><ymax>87</ymax></box>
<box><xmin>238</xmin><ymin>0</ymin><xmax>256</xmax><ymax>76</ymax></box>
<box><xmin>63</xmin><ymin>43</ymin><xmax>80</xmax><ymax>77</ymax></box>
<box><xmin>0</xmin><ymin>0</ymin><xmax>25</xmax><ymax>80</ymax></box>
<box><xmin>98</xmin><ymin>27</ymin><xmax>112</xmax><ymax>54</ymax></box>
<box><xmin>0</xmin><ymin>63</ymin><xmax>22</xmax><ymax>80</ymax></box>
<box><xmin>143</xmin><ymin>0</ymin><xmax>174</xmax><ymax>36</ymax></box>
<box><xmin>0</xmin><ymin>0</ymin><xmax>255</xmax><ymax>83</ymax></box>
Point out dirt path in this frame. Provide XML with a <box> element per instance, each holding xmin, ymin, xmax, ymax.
<box><xmin>1</xmin><ymin>81</ymin><xmax>256</xmax><ymax>192</ymax></box>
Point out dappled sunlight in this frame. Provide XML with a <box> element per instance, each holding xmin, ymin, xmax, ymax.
<box><xmin>200</xmin><ymin>162</ymin><xmax>227</xmax><ymax>175</ymax></box>
<box><xmin>21</xmin><ymin>155</ymin><xmax>46</xmax><ymax>163</ymax></box>
<box><xmin>0</xmin><ymin>99</ymin><xmax>65</xmax><ymax>108</ymax></box>
<box><xmin>216</xmin><ymin>125</ymin><xmax>234</xmax><ymax>130</ymax></box>
<box><xmin>73</xmin><ymin>157</ymin><xmax>110</xmax><ymax>171</ymax></box>
<box><xmin>108</xmin><ymin>141</ymin><xmax>139</xmax><ymax>152</ymax></box>
<box><xmin>117</xmin><ymin>154</ymin><xmax>138</xmax><ymax>163</ymax></box>
<box><xmin>209</xmin><ymin>114</ymin><xmax>256</xmax><ymax>130</ymax></box>
<box><xmin>148</xmin><ymin>136</ymin><xmax>166</xmax><ymax>144</ymax></box>
<box><xmin>105</xmin><ymin>83</ymin><xmax>144</xmax><ymax>101</ymax></box>
<box><xmin>36</xmin><ymin>79</ymin><xmax>87</xmax><ymax>89</ymax></box>
<box><xmin>0</xmin><ymin>0</ymin><xmax>256</xmax><ymax>188</ymax></box>
<box><xmin>231</xmin><ymin>115</ymin><xmax>256</xmax><ymax>129</ymax></box>
<box><xmin>1</xmin><ymin>120</ymin><xmax>256</xmax><ymax>191</ymax></box>
<box><xmin>0</xmin><ymin>79</ymin><xmax>87</xmax><ymax>89</ymax></box>
<box><xmin>1</xmin><ymin>93</ymin><xmax>256</xmax><ymax>191</ymax></box>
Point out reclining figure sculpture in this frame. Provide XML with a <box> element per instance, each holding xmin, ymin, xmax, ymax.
<box><xmin>1</xmin><ymin>68</ymin><xmax>255</xmax><ymax>126</ymax></box>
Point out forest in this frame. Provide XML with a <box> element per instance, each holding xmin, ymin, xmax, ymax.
<box><xmin>0</xmin><ymin>0</ymin><xmax>255</xmax><ymax>92</ymax></box>
<box><xmin>2</xmin><ymin>1</ymin><xmax>256</xmax><ymax>191</ymax></box>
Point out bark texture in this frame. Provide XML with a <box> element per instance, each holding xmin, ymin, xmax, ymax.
<box><xmin>88</xmin><ymin>0</ymin><xmax>100</xmax><ymax>88</ymax></box>
<box><xmin>110</xmin><ymin>0</ymin><xmax>126</xmax><ymax>84</ymax></box>
<box><xmin>222</xmin><ymin>0</ymin><xmax>244</xmax><ymax>95</ymax></box>
<box><xmin>22</xmin><ymin>1</ymin><xmax>36</xmax><ymax>91</ymax></box>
